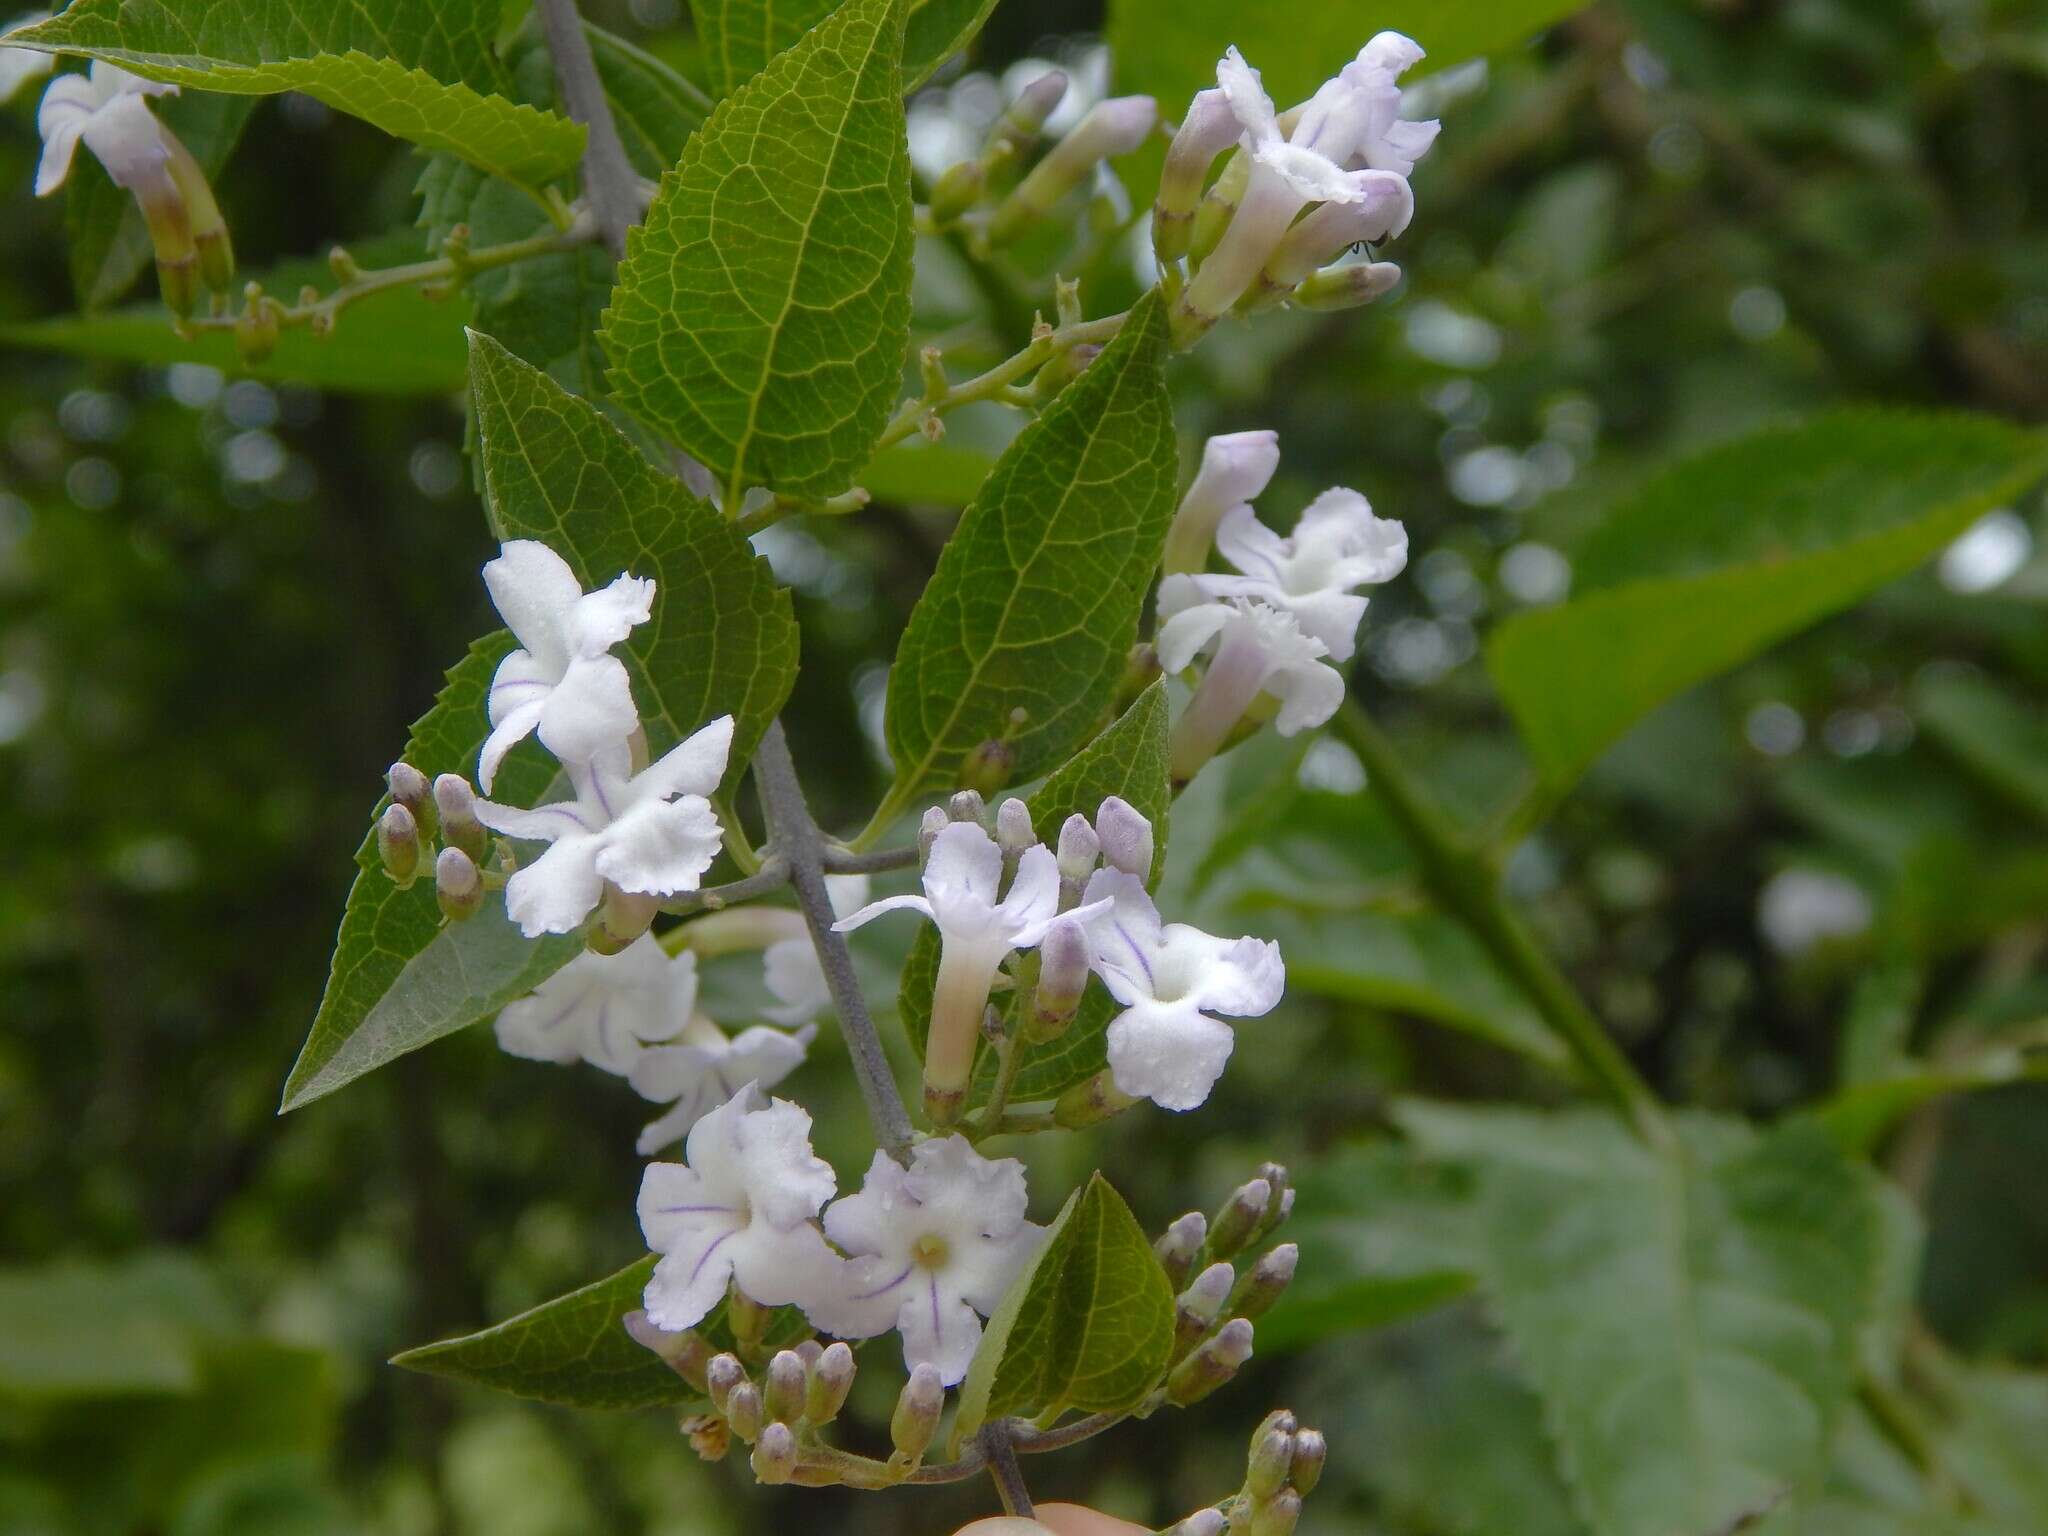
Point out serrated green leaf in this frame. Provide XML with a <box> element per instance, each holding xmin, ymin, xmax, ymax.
<box><xmin>1913</xmin><ymin>671</ymin><xmax>2048</xmax><ymax>829</ymax></box>
<box><xmin>392</xmin><ymin>1257</ymin><xmax>688</xmax><ymax>1410</ymax></box>
<box><xmin>897</xmin><ymin>686</ymin><xmax>1173</xmax><ymax>1105</ymax></box>
<box><xmin>604</xmin><ymin>0</ymin><xmax>914</xmax><ymax>508</ymax></box>
<box><xmin>1487</xmin><ymin>412</ymin><xmax>2048</xmax><ymax>790</ymax></box>
<box><xmin>4</xmin><ymin>231</ymin><xmax>472</xmax><ymax>394</ymax></box>
<box><xmin>588</xmin><ymin>24</ymin><xmax>707</xmax><ymax>177</ymax></box>
<box><xmin>468</xmin><ymin>332</ymin><xmax>800</xmax><ymax>792</ymax></box>
<box><xmin>883</xmin><ymin>292</ymin><xmax>1177</xmax><ymax>800</ymax></box>
<box><xmin>1399</xmin><ymin>1104</ymin><xmax>1888</xmax><ymax>1536</ymax></box>
<box><xmin>11</xmin><ymin>1</ymin><xmax>584</xmax><ymax>186</ymax></box>
<box><xmin>281</xmin><ymin>636</ymin><xmax>584</xmax><ymax>1112</ymax></box>
<box><xmin>67</xmin><ymin>91</ymin><xmax>253</xmax><ymax>312</ymax></box>
<box><xmin>954</xmin><ymin>1173</ymin><xmax>1174</xmax><ymax>1439</ymax></box>
<box><xmin>283</xmin><ymin>339</ymin><xmax>799</xmax><ymax>1110</ymax></box>
<box><xmin>1107</xmin><ymin>0</ymin><xmax>1592</xmax><ymax>126</ymax></box>
<box><xmin>693</xmin><ymin>0</ymin><xmax>995</xmax><ymax>96</ymax></box>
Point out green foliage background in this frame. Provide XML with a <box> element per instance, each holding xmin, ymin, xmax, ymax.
<box><xmin>2</xmin><ymin>0</ymin><xmax>2046</xmax><ymax>1532</ymax></box>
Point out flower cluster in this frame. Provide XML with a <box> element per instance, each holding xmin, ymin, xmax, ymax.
<box><xmin>1155</xmin><ymin>34</ymin><xmax>1439</xmax><ymax>345</ymax></box>
<box><xmin>1155</xmin><ymin>433</ymin><xmax>1408</xmax><ymax>783</ymax></box>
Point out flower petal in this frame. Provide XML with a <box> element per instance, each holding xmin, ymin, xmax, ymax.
<box><xmin>895</xmin><ymin>1277</ymin><xmax>986</xmax><ymax>1386</ymax></box>
<box><xmin>566</xmin><ymin>572</ymin><xmax>655</xmax><ymax>657</ymax></box>
<box><xmin>832</xmin><ymin>893</ymin><xmax>936</xmax><ymax>933</ymax></box>
<box><xmin>483</xmin><ymin>540</ymin><xmax>582</xmax><ymax>670</ymax></box>
<box><xmin>1106</xmin><ymin>1002</ymin><xmax>1237</xmax><ymax>1111</ymax></box>
<box><xmin>634</xmin><ymin>714</ymin><xmax>735</xmax><ymax>804</ymax></box>
<box><xmin>535</xmin><ymin>653</ymin><xmax>640</xmax><ymax>767</ymax></box>
<box><xmin>501</xmin><ymin>835</ymin><xmax>606</xmax><ymax>937</ymax></box>
<box><xmin>1216</xmin><ymin>45</ymin><xmax>1277</xmax><ymax>143</ymax></box>
<box><xmin>593</xmin><ymin>796</ymin><xmax>723</xmax><ymax>897</ymax></box>
<box><xmin>923</xmin><ymin>821</ymin><xmax>1004</xmax><ymax>912</ymax></box>
<box><xmin>1155</xmin><ymin>589</ymin><xmax>1233</xmax><ymax>672</ymax></box>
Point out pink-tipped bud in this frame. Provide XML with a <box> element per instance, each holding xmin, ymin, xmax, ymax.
<box><xmin>1155</xmin><ymin>1211</ymin><xmax>1208</xmax><ymax>1288</ymax></box>
<box><xmin>891</xmin><ymin>1363</ymin><xmax>945</xmax><ymax>1458</ymax></box>
<box><xmin>1175</xmin><ymin>1261</ymin><xmax>1235</xmax><ymax>1354</ymax></box>
<box><xmin>996</xmin><ymin>797</ymin><xmax>1035</xmax><ymax>858</ymax></box>
<box><xmin>1251</xmin><ymin>1489</ymin><xmax>1302</xmax><ymax>1536</ymax></box>
<box><xmin>750</xmin><ymin>1421</ymin><xmax>798</xmax><ymax>1483</ymax></box>
<box><xmin>1156</xmin><ymin>88</ymin><xmax>1242</xmax><ymax>263</ymax></box>
<box><xmin>988</xmin><ymin>95</ymin><xmax>1160</xmax><ymax>246</ymax></box>
<box><xmin>919</xmin><ymin>805</ymin><xmax>950</xmax><ymax>864</ymax></box>
<box><xmin>763</xmin><ymin>1349</ymin><xmax>807</xmax><ymax>1426</ymax></box>
<box><xmin>387</xmin><ymin>761</ymin><xmax>435</xmax><ymax>838</ymax></box>
<box><xmin>1289</xmin><ymin>1428</ymin><xmax>1327</xmax><ymax>1496</ymax></box>
<box><xmin>1094</xmin><ymin>795</ymin><xmax>1155</xmax><ymax>879</ymax></box>
<box><xmin>706</xmin><ymin>1353</ymin><xmax>746</xmax><ymax>1415</ymax></box>
<box><xmin>1209</xmin><ymin>1177</ymin><xmax>1272</xmax><ymax>1259</ymax></box>
<box><xmin>724</xmin><ymin>1381</ymin><xmax>765</xmax><ymax>1443</ymax></box>
<box><xmin>1290</xmin><ymin>261</ymin><xmax>1402</xmax><ymax>313</ymax></box>
<box><xmin>1247</xmin><ymin>1409</ymin><xmax>1298</xmax><ymax>1500</ymax></box>
<box><xmin>948</xmin><ymin>789</ymin><xmax>986</xmax><ymax>824</ymax></box>
<box><xmin>378</xmin><ymin>803</ymin><xmax>420</xmax><ymax>883</ymax></box>
<box><xmin>434</xmin><ymin>772</ymin><xmax>486</xmax><ymax>861</ymax></box>
<box><xmin>1030</xmin><ymin>916</ymin><xmax>1092</xmax><ymax>1040</ymax></box>
<box><xmin>994</xmin><ymin>69</ymin><xmax>1069</xmax><ymax>153</ymax></box>
<box><xmin>1229</xmin><ymin>1242</ymin><xmax>1298</xmax><ymax>1321</ymax></box>
<box><xmin>622</xmin><ymin>1311</ymin><xmax>712</xmax><ymax>1391</ymax></box>
<box><xmin>1167</xmin><ymin>1318</ymin><xmax>1254</xmax><ymax>1405</ymax></box>
<box><xmin>1167</xmin><ymin>1512</ymin><xmax>1230</xmax><ymax>1536</ymax></box>
<box><xmin>806</xmin><ymin>1341</ymin><xmax>855</xmax><ymax>1424</ymax></box>
<box><xmin>1057</xmin><ymin>814</ymin><xmax>1100</xmax><ymax>887</ymax></box>
<box><xmin>435</xmin><ymin>847</ymin><xmax>483</xmax><ymax>921</ymax></box>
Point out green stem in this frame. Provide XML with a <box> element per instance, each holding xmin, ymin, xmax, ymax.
<box><xmin>871</xmin><ymin>309</ymin><xmax>1129</xmax><ymax>455</ymax></box>
<box><xmin>1331</xmin><ymin>700</ymin><xmax>1674</xmax><ymax>1149</ymax></box>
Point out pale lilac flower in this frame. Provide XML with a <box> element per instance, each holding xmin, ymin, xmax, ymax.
<box><xmin>1079</xmin><ymin>869</ymin><xmax>1284</xmax><ymax>1110</ymax></box>
<box><xmin>1162</xmin><ymin>430</ymin><xmax>1281</xmax><ymax>576</ymax></box>
<box><xmin>638</xmin><ymin>1085</ymin><xmax>841</xmax><ymax>1331</ymax></box>
<box><xmin>34</xmin><ymin>61</ymin><xmax>175</xmax><ymax>197</ymax></box>
<box><xmin>493</xmin><ymin>933</ymin><xmax>693</xmax><ymax>1075</ymax></box>
<box><xmin>478</xmin><ymin>540</ymin><xmax>653</xmax><ymax>792</ymax></box>
<box><xmin>1156</xmin><ymin>592</ymin><xmax>1344</xmax><ymax>781</ymax></box>
<box><xmin>632</xmin><ymin>1018</ymin><xmax>814</xmax><ymax>1155</ymax></box>
<box><xmin>815</xmin><ymin>1137</ymin><xmax>1045</xmax><ymax>1385</ymax></box>
<box><xmin>836</xmin><ymin>823</ymin><xmax>1079</xmax><ymax>1114</ymax></box>
<box><xmin>0</xmin><ymin>15</ymin><xmax>53</xmax><ymax>105</ymax></box>
<box><xmin>1184</xmin><ymin>488</ymin><xmax>1407</xmax><ymax>660</ymax></box>
<box><xmin>760</xmin><ymin>874</ymin><xmax>869</xmax><ymax>1024</ymax></box>
<box><xmin>475</xmin><ymin>716</ymin><xmax>732</xmax><ymax>938</ymax></box>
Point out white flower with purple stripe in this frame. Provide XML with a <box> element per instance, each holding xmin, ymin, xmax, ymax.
<box><xmin>474</xmin><ymin>715</ymin><xmax>732</xmax><ymax>938</ymax></box>
<box><xmin>493</xmin><ymin>933</ymin><xmax>693</xmax><ymax>1075</ymax></box>
<box><xmin>1079</xmin><ymin>869</ymin><xmax>1284</xmax><ymax>1111</ymax></box>
<box><xmin>814</xmin><ymin>1137</ymin><xmax>1045</xmax><ymax>1386</ymax></box>
<box><xmin>631</xmin><ymin>1018</ymin><xmax>816</xmax><ymax>1155</ymax></box>
<box><xmin>478</xmin><ymin>540</ymin><xmax>653</xmax><ymax>792</ymax></box>
<box><xmin>637</xmin><ymin>1085</ymin><xmax>841</xmax><ymax>1332</ymax></box>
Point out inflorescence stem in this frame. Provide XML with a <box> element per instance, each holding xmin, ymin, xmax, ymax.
<box><xmin>875</xmin><ymin>309</ymin><xmax>1130</xmax><ymax>453</ymax></box>
<box><xmin>535</xmin><ymin>0</ymin><xmax>645</xmax><ymax>259</ymax></box>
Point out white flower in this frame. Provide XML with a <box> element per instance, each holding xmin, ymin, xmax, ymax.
<box><xmin>835</xmin><ymin>823</ymin><xmax>1074</xmax><ymax>1111</ymax></box>
<box><xmin>638</xmin><ymin>1085</ymin><xmax>842</xmax><ymax>1331</ymax></box>
<box><xmin>0</xmin><ymin>15</ymin><xmax>53</xmax><ymax>106</ymax></box>
<box><xmin>475</xmin><ymin>716</ymin><xmax>733</xmax><ymax>938</ymax></box>
<box><xmin>815</xmin><ymin>1137</ymin><xmax>1046</xmax><ymax>1385</ymax></box>
<box><xmin>35</xmin><ymin>61</ymin><xmax>176</xmax><ymax>198</ymax></box>
<box><xmin>1079</xmin><ymin>869</ymin><xmax>1284</xmax><ymax>1110</ymax></box>
<box><xmin>760</xmin><ymin>874</ymin><xmax>869</xmax><ymax>1024</ymax></box>
<box><xmin>1183</xmin><ymin>488</ymin><xmax>1408</xmax><ymax>661</ymax></box>
<box><xmin>1162</xmin><ymin>429</ymin><xmax>1280</xmax><ymax>575</ymax></box>
<box><xmin>478</xmin><ymin>540</ymin><xmax>654</xmax><ymax>792</ymax></box>
<box><xmin>493</xmin><ymin>933</ymin><xmax>693</xmax><ymax>1075</ymax></box>
<box><xmin>631</xmin><ymin>1019</ymin><xmax>816</xmax><ymax>1155</ymax></box>
<box><xmin>1159</xmin><ymin>589</ymin><xmax>1344</xmax><ymax>733</ymax></box>
<box><xmin>1176</xmin><ymin>37</ymin><xmax>1436</xmax><ymax>334</ymax></box>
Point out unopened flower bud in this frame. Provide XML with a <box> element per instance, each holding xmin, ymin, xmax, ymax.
<box><xmin>993</xmin><ymin>70</ymin><xmax>1068</xmax><ymax>155</ymax></box>
<box><xmin>1251</xmin><ymin>1489</ymin><xmax>1302</xmax><ymax>1536</ymax></box>
<box><xmin>928</xmin><ymin>157</ymin><xmax>985</xmax><ymax>226</ymax></box>
<box><xmin>792</xmin><ymin>1339</ymin><xmax>824</xmax><ymax>1369</ymax></box>
<box><xmin>1252</xmin><ymin>176</ymin><xmax>1412</xmax><ymax>305</ymax></box>
<box><xmin>328</xmin><ymin>244</ymin><xmax>361</xmax><ymax>284</ymax></box>
<box><xmin>1057</xmin><ymin>814</ymin><xmax>1100</xmax><ymax>886</ymax></box>
<box><xmin>806</xmin><ymin>1341</ymin><xmax>855</xmax><ymax>1424</ymax></box>
<box><xmin>233</xmin><ymin>295</ymin><xmax>280</xmax><ymax>364</ymax></box>
<box><xmin>705</xmin><ymin>1353</ymin><xmax>746</xmax><ymax>1415</ymax></box>
<box><xmin>1155</xmin><ymin>1211</ymin><xmax>1208</xmax><ymax>1289</ymax></box>
<box><xmin>1175</xmin><ymin>1261</ymin><xmax>1235</xmax><ymax>1353</ymax></box>
<box><xmin>1167</xmin><ymin>1317</ymin><xmax>1253</xmax><ymax>1405</ymax></box>
<box><xmin>919</xmin><ymin>805</ymin><xmax>950</xmax><ymax>864</ymax></box>
<box><xmin>1187</xmin><ymin>150</ymin><xmax>1249</xmax><ymax>268</ymax></box>
<box><xmin>1289</xmin><ymin>1429</ymin><xmax>1327</xmax><ymax>1496</ymax></box>
<box><xmin>435</xmin><ymin>847</ymin><xmax>484</xmax><ymax>921</ymax></box>
<box><xmin>1029</xmin><ymin>917</ymin><xmax>1091</xmax><ymax>1040</ymax></box>
<box><xmin>387</xmin><ymin>762</ymin><xmax>435</xmax><ymax>836</ymax></box>
<box><xmin>1246</xmin><ymin>1410</ymin><xmax>1298</xmax><ymax>1490</ymax></box>
<box><xmin>1290</xmin><ymin>261</ymin><xmax>1402</xmax><ymax>313</ymax></box>
<box><xmin>1055</xmin><ymin>1069</ymin><xmax>1139</xmax><ymax>1129</ymax></box>
<box><xmin>725</xmin><ymin>1287</ymin><xmax>771</xmax><ymax>1348</ymax></box>
<box><xmin>891</xmin><ymin>1363</ymin><xmax>944</xmax><ymax>1459</ymax></box>
<box><xmin>948</xmin><ymin>789</ymin><xmax>986</xmax><ymax>824</ymax></box>
<box><xmin>589</xmin><ymin>882</ymin><xmax>660</xmax><ymax>954</ymax></box>
<box><xmin>1252</xmin><ymin>1164</ymin><xmax>1293</xmax><ymax>1239</ymax></box>
<box><xmin>750</xmin><ymin>1420</ymin><xmax>798</xmax><ymax>1483</ymax></box>
<box><xmin>1165</xmin><ymin>1511</ymin><xmax>1229</xmax><ymax>1536</ymax></box>
<box><xmin>433</xmin><ymin>773</ymin><xmax>486</xmax><ymax>860</ymax></box>
<box><xmin>1155</xmin><ymin>88</ymin><xmax>1241</xmax><ymax>265</ymax></box>
<box><xmin>724</xmin><ymin>1380</ymin><xmax>765</xmax><ymax>1442</ymax></box>
<box><xmin>961</xmin><ymin>739</ymin><xmax>1015</xmax><ymax>798</ymax></box>
<box><xmin>1229</xmin><ymin>1242</ymin><xmax>1297</xmax><ymax>1321</ymax></box>
<box><xmin>987</xmin><ymin>96</ymin><xmax>1159</xmax><ymax>247</ymax></box>
<box><xmin>378</xmin><ymin>803</ymin><xmax>420</xmax><ymax>883</ymax></box>
<box><xmin>622</xmin><ymin>1311</ymin><xmax>712</xmax><ymax>1391</ymax></box>
<box><xmin>1094</xmin><ymin>796</ymin><xmax>1154</xmax><ymax>879</ymax></box>
<box><xmin>996</xmin><ymin>797</ymin><xmax>1035</xmax><ymax>857</ymax></box>
<box><xmin>763</xmin><ymin>1349</ymin><xmax>807</xmax><ymax>1426</ymax></box>
<box><xmin>1208</xmin><ymin>1178</ymin><xmax>1271</xmax><ymax>1260</ymax></box>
